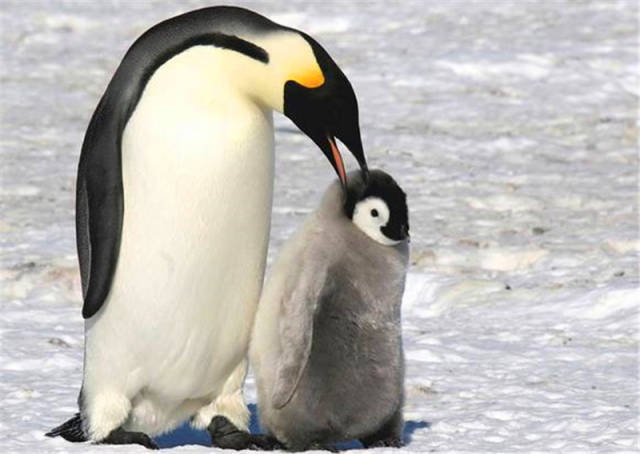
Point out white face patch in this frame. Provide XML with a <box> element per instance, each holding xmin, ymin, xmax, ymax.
<box><xmin>352</xmin><ymin>197</ymin><xmax>401</xmax><ymax>246</ymax></box>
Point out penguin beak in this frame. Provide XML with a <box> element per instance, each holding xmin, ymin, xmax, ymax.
<box><xmin>316</xmin><ymin>129</ymin><xmax>366</xmax><ymax>189</ymax></box>
<box><xmin>282</xmin><ymin>34</ymin><xmax>368</xmax><ymax>189</ymax></box>
<box><xmin>283</xmin><ymin>79</ymin><xmax>368</xmax><ymax>188</ymax></box>
<box><xmin>330</xmin><ymin>124</ymin><xmax>368</xmax><ymax>185</ymax></box>
<box><xmin>327</xmin><ymin>135</ymin><xmax>346</xmax><ymax>187</ymax></box>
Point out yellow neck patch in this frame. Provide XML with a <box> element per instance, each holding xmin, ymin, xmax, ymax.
<box><xmin>291</xmin><ymin>67</ymin><xmax>325</xmax><ymax>88</ymax></box>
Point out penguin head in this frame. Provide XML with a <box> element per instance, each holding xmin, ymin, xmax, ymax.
<box><xmin>279</xmin><ymin>32</ymin><xmax>367</xmax><ymax>187</ymax></box>
<box><xmin>344</xmin><ymin>169</ymin><xmax>409</xmax><ymax>246</ymax></box>
<box><xmin>252</xmin><ymin>25</ymin><xmax>367</xmax><ymax>187</ymax></box>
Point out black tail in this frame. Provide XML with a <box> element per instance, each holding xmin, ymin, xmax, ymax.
<box><xmin>45</xmin><ymin>413</ymin><xmax>87</xmax><ymax>442</ymax></box>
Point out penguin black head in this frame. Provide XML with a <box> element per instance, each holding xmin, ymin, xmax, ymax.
<box><xmin>344</xmin><ymin>169</ymin><xmax>409</xmax><ymax>245</ymax></box>
<box><xmin>283</xmin><ymin>32</ymin><xmax>367</xmax><ymax>187</ymax></box>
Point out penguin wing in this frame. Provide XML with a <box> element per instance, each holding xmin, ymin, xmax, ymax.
<box><xmin>76</xmin><ymin>93</ymin><xmax>125</xmax><ymax>320</ymax></box>
<box><xmin>271</xmin><ymin>250</ymin><xmax>329</xmax><ymax>409</ymax></box>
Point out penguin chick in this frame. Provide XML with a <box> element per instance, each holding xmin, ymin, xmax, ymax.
<box><xmin>250</xmin><ymin>169</ymin><xmax>409</xmax><ymax>450</ymax></box>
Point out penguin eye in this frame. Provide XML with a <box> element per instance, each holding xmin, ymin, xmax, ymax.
<box><xmin>371</xmin><ymin>209</ymin><xmax>379</xmax><ymax>218</ymax></box>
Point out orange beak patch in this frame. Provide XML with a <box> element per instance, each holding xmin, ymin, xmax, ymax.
<box><xmin>293</xmin><ymin>69</ymin><xmax>325</xmax><ymax>88</ymax></box>
<box><xmin>328</xmin><ymin>135</ymin><xmax>347</xmax><ymax>187</ymax></box>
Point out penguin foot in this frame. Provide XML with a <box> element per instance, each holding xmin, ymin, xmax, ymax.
<box><xmin>46</xmin><ymin>413</ymin><xmax>87</xmax><ymax>442</ymax></box>
<box><xmin>359</xmin><ymin>436</ymin><xmax>403</xmax><ymax>449</ymax></box>
<box><xmin>307</xmin><ymin>442</ymin><xmax>339</xmax><ymax>452</ymax></box>
<box><xmin>359</xmin><ymin>411</ymin><xmax>404</xmax><ymax>449</ymax></box>
<box><xmin>208</xmin><ymin>415</ymin><xmax>282</xmax><ymax>450</ymax></box>
<box><xmin>99</xmin><ymin>427</ymin><xmax>159</xmax><ymax>450</ymax></box>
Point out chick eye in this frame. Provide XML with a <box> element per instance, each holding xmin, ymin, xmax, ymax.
<box><xmin>371</xmin><ymin>209</ymin><xmax>379</xmax><ymax>218</ymax></box>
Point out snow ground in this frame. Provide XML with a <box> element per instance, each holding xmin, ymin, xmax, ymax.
<box><xmin>1</xmin><ymin>0</ymin><xmax>638</xmax><ymax>453</ymax></box>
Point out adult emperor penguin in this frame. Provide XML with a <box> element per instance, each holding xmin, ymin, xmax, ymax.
<box><xmin>46</xmin><ymin>6</ymin><xmax>367</xmax><ymax>450</ymax></box>
<box><xmin>250</xmin><ymin>170</ymin><xmax>409</xmax><ymax>451</ymax></box>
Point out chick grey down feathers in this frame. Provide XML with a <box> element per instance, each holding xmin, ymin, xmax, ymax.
<box><xmin>250</xmin><ymin>170</ymin><xmax>409</xmax><ymax>450</ymax></box>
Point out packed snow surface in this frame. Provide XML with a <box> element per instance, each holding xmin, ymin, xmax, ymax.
<box><xmin>1</xmin><ymin>0</ymin><xmax>638</xmax><ymax>453</ymax></box>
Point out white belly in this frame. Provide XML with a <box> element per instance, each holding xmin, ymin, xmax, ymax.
<box><xmin>83</xmin><ymin>47</ymin><xmax>275</xmax><ymax>433</ymax></box>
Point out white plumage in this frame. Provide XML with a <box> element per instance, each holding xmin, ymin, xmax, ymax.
<box><xmin>83</xmin><ymin>45</ymin><xmax>276</xmax><ymax>439</ymax></box>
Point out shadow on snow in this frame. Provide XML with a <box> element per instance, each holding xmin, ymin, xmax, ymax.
<box><xmin>154</xmin><ymin>404</ymin><xmax>430</xmax><ymax>449</ymax></box>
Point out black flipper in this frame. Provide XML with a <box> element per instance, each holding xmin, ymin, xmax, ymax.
<box><xmin>45</xmin><ymin>413</ymin><xmax>87</xmax><ymax>442</ymax></box>
<box><xmin>77</xmin><ymin>92</ymin><xmax>125</xmax><ymax>319</ymax></box>
<box><xmin>208</xmin><ymin>416</ymin><xmax>282</xmax><ymax>450</ymax></box>
<box><xmin>76</xmin><ymin>6</ymin><xmax>281</xmax><ymax>319</ymax></box>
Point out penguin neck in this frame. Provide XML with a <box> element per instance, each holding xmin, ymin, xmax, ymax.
<box><xmin>141</xmin><ymin>30</ymin><xmax>322</xmax><ymax>115</ymax></box>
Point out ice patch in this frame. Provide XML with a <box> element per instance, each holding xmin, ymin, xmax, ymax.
<box><xmin>434</xmin><ymin>247</ymin><xmax>548</xmax><ymax>272</ymax></box>
<box><xmin>401</xmin><ymin>273</ymin><xmax>443</xmax><ymax>311</ymax></box>
<box><xmin>0</xmin><ymin>185</ymin><xmax>40</xmax><ymax>196</ymax></box>
<box><xmin>406</xmin><ymin>349</ymin><xmax>442</xmax><ymax>363</ymax></box>
<box><xmin>420</xmin><ymin>279</ymin><xmax>505</xmax><ymax>317</ymax></box>
<box><xmin>269</xmin><ymin>13</ymin><xmax>350</xmax><ymax>34</ymax></box>
<box><xmin>268</xmin><ymin>13</ymin><xmax>306</xmax><ymax>29</ymax></box>
<box><xmin>436</xmin><ymin>57</ymin><xmax>551</xmax><ymax>80</ymax></box>
<box><xmin>308</xmin><ymin>17</ymin><xmax>351</xmax><ymax>34</ymax></box>
<box><xmin>574</xmin><ymin>287</ymin><xmax>639</xmax><ymax>320</ymax></box>
<box><xmin>552</xmin><ymin>194</ymin><xmax>584</xmax><ymax>210</ymax></box>
<box><xmin>482</xmin><ymin>136</ymin><xmax>537</xmax><ymax>152</ymax></box>
<box><xmin>465</xmin><ymin>194</ymin><xmax>544</xmax><ymax>212</ymax></box>
<box><xmin>479</xmin><ymin>247</ymin><xmax>548</xmax><ymax>272</ymax></box>
<box><xmin>484</xmin><ymin>435</ymin><xmax>505</xmax><ymax>443</ymax></box>
<box><xmin>43</xmin><ymin>14</ymin><xmax>97</xmax><ymax>33</ymax></box>
<box><xmin>3</xmin><ymin>354</ymin><xmax>76</xmax><ymax>371</ymax></box>
<box><xmin>603</xmin><ymin>239</ymin><xmax>640</xmax><ymax>254</ymax></box>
